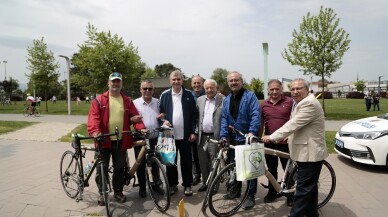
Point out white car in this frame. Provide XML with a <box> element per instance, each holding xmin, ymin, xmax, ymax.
<box><xmin>335</xmin><ymin>113</ymin><xmax>388</xmax><ymax>167</ymax></box>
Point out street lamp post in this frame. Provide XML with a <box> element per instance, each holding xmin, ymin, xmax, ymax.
<box><xmin>3</xmin><ymin>60</ymin><xmax>7</xmax><ymax>80</ymax></box>
<box><xmin>262</xmin><ymin>43</ymin><xmax>269</xmax><ymax>98</ymax></box>
<box><xmin>378</xmin><ymin>76</ymin><xmax>383</xmax><ymax>96</ymax></box>
<box><xmin>310</xmin><ymin>76</ymin><xmax>313</xmax><ymax>92</ymax></box>
<box><xmin>58</xmin><ymin>55</ymin><xmax>71</xmax><ymax>115</ymax></box>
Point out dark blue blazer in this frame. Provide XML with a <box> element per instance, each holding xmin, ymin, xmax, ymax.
<box><xmin>158</xmin><ymin>86</ymin><xmax>199</xmax><ymax>139</ymax></box>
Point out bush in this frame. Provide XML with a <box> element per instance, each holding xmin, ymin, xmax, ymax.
<box><xmin>346</xmin><ymin>91</ymin><xmax>365</xmax><ymax>99</ymax></box>
<box><xmin>315</xmin><ymin>91</ymin><xmax>333</xmax><ymax>99</ymax></box>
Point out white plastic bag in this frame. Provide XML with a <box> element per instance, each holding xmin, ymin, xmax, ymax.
<box><xmin>235</xmin><ymin>142</ymin><xmax>265</xmax><ymax>181</ymax></box>
<box><xmin>155</xmin><ymin>128</ymin><xmax>176</xmax><ymax>166</ymax></box>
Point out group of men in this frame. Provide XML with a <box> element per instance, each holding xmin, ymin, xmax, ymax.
<box><xmin>87</xmin><ymin>70</ymin><xmax>328</xmax><ymax>217</ymax></box>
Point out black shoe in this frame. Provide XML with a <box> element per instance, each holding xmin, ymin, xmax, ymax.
<box><xmin>184</xmin><ymin>187</ymin><xmax>193</xmax><ymax>196</ymax></box>
<box><xmin>242</xmin><ymin>197</ymin><xmax>255</xmax><ymax>210</ymax></box>
<box><xmin>139</xmin><ymin>188</ymin><xmax>147</xmax><ymax>198</ymax></box>
<box><xmin>264</xmin><ymin>192</ymin><xmax>277</xmax><ymax>203</ymax></box>
<box><xmin>198</xmin><ymin>185</ymin><xmax>207</xmax><ymax>192</ymax></box>
<box><xmin>170</xmin><ymin>185</ymin><xmax>178</xmax><ymax>195</ymax></box>
<box><xmin>222</xmin><ymin>190</ymin><xmax>241</xmax><ymax>199</ymax></box>
<box><xmin>97</xmin><ymin>195</ymin><xmax>105</xmax><ymax>206</ymax></box>
<box><xmin>287</xmin><ymin>197</ymin><xmax>293</xmax><ymax>207</ymax></box>
<box><xmin>114</xmin><ymin>192</ymin><xmax>126</xmax><ymax>203</ymax></box>
<box><xmin>192</xmin><ymin>177</ymin><xmax>201</xmax><ymax>186</ymax></box>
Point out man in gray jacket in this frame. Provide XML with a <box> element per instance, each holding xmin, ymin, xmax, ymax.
<box><xmin>196</xmin><ymin>79</ymin><xmax>224</xmax><ymax>192</ymax></box>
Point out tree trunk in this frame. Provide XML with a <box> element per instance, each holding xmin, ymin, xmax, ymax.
<box><xmin>321</xmin><ymin>74</ymin><xmax>326</xmax><ymax>117</ymax></box>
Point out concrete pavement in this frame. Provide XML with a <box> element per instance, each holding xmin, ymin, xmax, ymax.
<box><xmin>0</xmin><ymin>115</ymin><xmax>388</xmax><ymax>216</ymax></box>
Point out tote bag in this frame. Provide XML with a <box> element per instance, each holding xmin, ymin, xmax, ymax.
<box><xmin>155</xmin><ymin>129</ymin><xmax>176</xmax><ymax>166</ymax></box>
<box><xmin>235</xmin><ymin>142</ymin><xmax>265</xmax><ymax>181</ymax></box>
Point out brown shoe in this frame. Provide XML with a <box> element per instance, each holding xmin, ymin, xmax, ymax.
<box><xmin>114</xmin><ymin>192</ymin><xmax>126</xmax><ymax>203</ymax></box>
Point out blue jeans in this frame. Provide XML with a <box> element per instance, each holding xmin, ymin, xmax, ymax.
<box><xmin>290</xmin><ymin>161</ymin><xmax>323</xmax><ymax>217</ymax></box>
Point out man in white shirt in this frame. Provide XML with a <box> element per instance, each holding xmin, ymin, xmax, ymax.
<box><xmin>133</xmin><ymin>80</ymin><xmax>162</xmax><ymax>198</ymax></box>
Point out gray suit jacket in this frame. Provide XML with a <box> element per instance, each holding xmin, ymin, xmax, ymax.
<box><xmin>196</xmin><ymin>93</ymin><xmax>225</xmax><ymax>146</ymax></box>
<box><xmin>271</xmin><ymin>94</ymin><xmax>328</xmax><ymax>162</ymax></box>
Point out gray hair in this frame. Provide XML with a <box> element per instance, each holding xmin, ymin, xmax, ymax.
<box><xmin>170</xmin><ymin>70</ymin><xmax>184</xmax><ymax>80</ymax></box>
<box><xmin>292</xmin><ymin>78</ymin><xmax>309</xmax><ymax>89</ymax></box>
<box><xmin>227</xmin><ymin>71</ymin><xmax>243</xmax><ymax>81</ymax></box>
<box><xmin>268</xmin><ymin>79</ymin><xmax>282</xmax><ymax>86</ymax></box>
<box><xmin>204</xmin><ymin>79</ymin><xmax>218</xmax><ymax>87</ymax></box>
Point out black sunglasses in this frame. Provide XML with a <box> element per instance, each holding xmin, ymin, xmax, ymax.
<box><xmin>142</xmin><ymin>87</ymin><xmax>153</xmax><ymax>91</ymax></box>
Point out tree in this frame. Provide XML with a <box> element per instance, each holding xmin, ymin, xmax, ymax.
<box><xmin>211</xmin><ymin>68</ymin><xmax>229</xmax><ymax>95</ymax></box>
<box><xmin>154</xmin><ymin>63</ymin><xmax>179</xmax><ymax>78</ymax></box>
<box><xmin>282</xmin><ymin>6</ymin><xmax>351</xmax><ymax>115</ymax></box>
<box><xmin>141</xmin><ymin>67</ymin><xmax>159</xmax><ymax>81</ymax></box>
<box><xmin>354</xmin><ymin>80</ymin><xmax>366</xmax><ymax>92</ymax></box>
<box><xmin>72</xmin><ymin>23</ymin><xmax>146</xmax><ymax>95</ymax></box>
<box><xmin>249</xmin><ymin>77</ymin><xmax>264</xmax><ymax>99</ymax></box>
<box><xmin>26</xmin><ymin>37</ymin><xmax>60</xmax><ymax>112</ymax></box>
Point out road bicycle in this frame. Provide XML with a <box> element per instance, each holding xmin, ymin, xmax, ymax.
<box><xmin>60</xmin><ymin>130</ymin><xmax>118</xmax><ymax>217</ymax></box>
<box><xmin>23</xmin><ymin>104</ymin><xmax>40</xmax><ymax>117</ymax></box>
<box><xmin>120</xmin><ymin>128</ymin><xmax>171</xmax><ymax>212</ymax></box>
<box><xmin>205</xmin><ymin>127</ymin><xmax>336</xmax><ymax>217</ymax></box>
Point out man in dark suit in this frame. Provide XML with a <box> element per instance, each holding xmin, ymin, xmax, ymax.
<box><xmin>158</xmin><ymin>70</ymin><xmax>199</xmax><ymax>196</ymax></box>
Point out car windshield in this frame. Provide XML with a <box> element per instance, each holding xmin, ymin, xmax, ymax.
<box><xmin>377</xmin><ymin>113</ymin><xmax>388</xmax><ymax>120</ymax></box>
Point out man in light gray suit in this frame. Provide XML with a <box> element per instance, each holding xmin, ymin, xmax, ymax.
<box><xmin>196</xmin><ymin>79</ymin><xmax>224</xmax><ymax>192</ymax></box>
<box><xmin>262</xmin><ymin>78</ymin><xmax>328</xmax><ymax>217</ymax></box>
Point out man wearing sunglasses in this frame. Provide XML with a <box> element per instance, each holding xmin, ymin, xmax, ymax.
<box><xmin>88</xmin><ymin>72</ymin><xmax>145</xmax><ymax>205</ymax></box>
<box><xmin>133</xmin><ymin>80</ymin><xmax>164</xmax><ymax>198</ymax></box>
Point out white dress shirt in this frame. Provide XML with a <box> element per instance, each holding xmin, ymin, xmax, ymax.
<box><xmin>134</xmin><ymin>97</ymin><xmax>160</xmax><ymax>139</ymax></box>
<box><xmin>172</xmin><ymin>88</ymin><xmax>184</xmax><ymax>140</ymax></box>
<box><xmin>202</xmin><ymin>97</ymin><xmax>216</xmax><ymax>133</ymax></box>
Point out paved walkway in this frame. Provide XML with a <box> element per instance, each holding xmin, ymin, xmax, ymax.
<box><xmin>0</xmin><ymin>115</ymin><xmax>387</xmax><ymax>216</ymax></box>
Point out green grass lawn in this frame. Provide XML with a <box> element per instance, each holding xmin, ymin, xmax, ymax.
<box><xmin>0</xmin><ymin>100</ymin><xmax>92</xmax><ymax>115</ymax></box>
<box><xmin>1</xmin><ymin>98</ymin><xmax>386</xmax><ymax>119</ymax></box>
<box><xmin>0</xmin><ymin>121</ymin><xmax>37</xmax><ymax>134</ymax></box>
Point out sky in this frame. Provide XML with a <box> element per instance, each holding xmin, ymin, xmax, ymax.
<box><xmin>0</xmin><ymin>0</ymin><xmax>387</xmax><ymax>85</ymax></box>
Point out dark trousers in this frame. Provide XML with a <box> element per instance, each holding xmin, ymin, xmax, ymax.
<box><xmin>265</xmin><ymin>143</ymin><xmax>289</xmax><ymax>195</ymax></box>
<box><xmin>167</xmin><ymin>139</ymin><xmax>193</xmax><ymax>187</ymax></box>
<box><xmin>228</xmin><ymin>142</ymin><xmax>258</xmax><ymax>198</ymax></box>
<box><xmin>95</xmin><ymin>140</ymin><xmax>127</xmax><ymax>194</ymax></box>
<box><xmin>290</xmin><ymin>161</ymin><xmax>323</xmax><ymax>217</ymax></box>
<box><xmin>191</xmin><ymin>141</ymin><xmax>202</xmax><ymax>179</ymax></box>
<box><xmin>134</xmin><ymin>138</ymin><xmax>158</xmax><ymax>189</ymax></box>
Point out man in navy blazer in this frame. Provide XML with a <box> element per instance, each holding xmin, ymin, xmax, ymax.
<box><xmin>158</xmin><ymin>70</ymin><xmax>199</xmax><ymax>196</ymax></box>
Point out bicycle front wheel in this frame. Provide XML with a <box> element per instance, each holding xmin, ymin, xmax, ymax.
<box><xmin>60</xmin><ymin>150</ymin><xmax>80</xmax><ymax>198</ymax></box>
<box><xmin>34</xmin><ymin>109</ymin><xmax>40</xmax><ymax>117</ymax></box>
<box><xmin>100</xmin><ymin>164</ymin><xmax>111</xmax><ymax>217</ymax></box>
<box><xmin>208</xmin><ymin>162</ymin><xmax>250</xmax><ymax>217</ymax></box>
<box><xmin>23</xmin><ymin>108</ymin><xmax>29</xmax><ymax>117</ymax></box>
<box><xmin>202</xmin><ymin>158</ymin><xmax>221</xmax><ymax>212</ymax></box>
<box><xmin>146</xmin><ymin>156</ymin><xmax>170</xmax><ymax>212</ymax></box>
<box><xmin>286</xmin><ymin>160</ymin><xmax>336</xmax><ymax>209</ymax></box>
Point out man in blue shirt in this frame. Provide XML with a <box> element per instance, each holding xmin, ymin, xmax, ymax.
<box><xmin>220</xmin><ymin>71</ymin><xmax>260</xmax><ymax>209</ymax></box>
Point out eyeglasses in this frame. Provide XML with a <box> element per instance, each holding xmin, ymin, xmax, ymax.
<box><xmin>290</xmin><ymin>87</ymin><xmax>305</xmax><ymax>91</ymax></box>
<box><xmin>142</xmin><ymin>87</ymin><xmax>153</xmax><ymax>91</ymax></box>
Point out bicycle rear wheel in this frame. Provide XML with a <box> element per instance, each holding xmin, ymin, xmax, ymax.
<box><xmin>100</xmin><ymin>163</ymin><xmax>111</xmax><ymax>217</ymax></box>
<box><xmin>146</xmin><ymin>156</ymin><xmax>170</xmax><ymax>212</ymax></box>
<box><xmin>286</xmin><ymin>160</ymin><xmax>336</xmax><ymax>209</ymax></box>
<box><xmin>33</xmin><ymin>109</ymin><xmax>40</xmax><ymax>117</ymax></box>
<box><xmin>208</xmin><ymin>162</ymin><xmax>250</xmax><ymax>217</ymax></box>
<box><xmin>60</xmin><ymin>151</ymin><xmax>80</xmax><ymax>198</ymax></box>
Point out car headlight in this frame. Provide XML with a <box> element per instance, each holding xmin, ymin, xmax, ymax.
<box><xmin>351</xmin><ymin>130</ymin><xmax>388</xmax><ymax>140</ymax></box>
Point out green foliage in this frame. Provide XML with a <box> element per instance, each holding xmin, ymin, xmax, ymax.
<box><xmin>282</xmin><ymin>6</ymin><xmax>351</xmax><ymax>114</ymax></box>
<box><xmin>26</xmin><ymin>37</ymin><xmax>60</xmax><ymax>112</ymax></box>
<box><xmin>353</xmin><ymin>80</ymin><xmax>366</xmax><ymax>92</ymax></box>
<box><xmin>211</xmin><ymin>68</ymin><xmax>229</xmax><ymax>95</ymax></box>
<box><xmin>325</xmin><ymin>131</ymin><xmax>336</xmax><ymax>154</ymax></box>
<box><xmin>141</xmin><ymin>67</ymin><xmax>159</xmax><ymax>81</ymax></box>
<box><xmin>249</xmin><ymin>77</ymin><xmax>264</xmax><ymax>99</ymax></box>
<box><xmin>154</xmin><ymin>63</ymin><xmax>179</xmax><ymax>78</ymax></box>
<box><xmin>60</xmin><ymin>123</ymin><xmax>92</xmax><ymax>143</ymax></box>
<box><xmin>72</xmin><ymin>23</ymin><xmax>146</xmax><ymax>95</ymax></box>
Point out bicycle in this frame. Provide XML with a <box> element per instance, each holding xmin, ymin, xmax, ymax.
<box><xmin>206</xmin><ymin>127</ymin><xmax>336</xmax><ymax>217</ymax></box>
<box><xmin>120</xmin><ymin>127</ymin><xmax>171</xmax><ymax>212</ymax></box>
<box><xmin>60</xmin><ymin>130</ymin><xmax>119</xmax><ymax>217</ymax></box>
<box><xmin>23</xmin><ymin>104</ymin><xmax>40</xmax><ymax>117</ymax></box>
